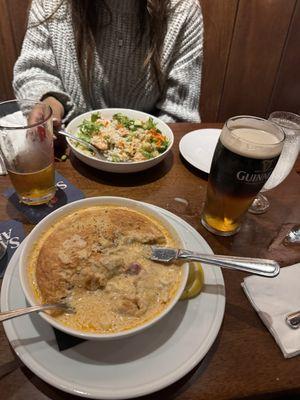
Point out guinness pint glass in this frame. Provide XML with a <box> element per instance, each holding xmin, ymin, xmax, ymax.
<box><xmin>201</xmin><ymin>116</ymin><xmax>284</xmax><ymax>236</ymax></box>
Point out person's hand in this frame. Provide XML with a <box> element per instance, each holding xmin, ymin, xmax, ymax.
<box><xmin>41</xmin><ymin>96</ymin><xmax>68</xmax><ymax>155</ymax></box>
<box><xmin>27</xmin><ymin>96</ymin><xmax>67</xmax><ymax>155</ymax></box>
<box><xmin>27</xmin><ymin>96</ymin><xmax>64</xmax><ymax>136</ymax></box>
<box><xmin>41</xmin><ymin>96</ymin><xmax>64</xmax><ymax>134</ymax></box>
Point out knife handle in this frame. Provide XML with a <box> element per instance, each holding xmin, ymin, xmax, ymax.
<box><xmin>177</xmin><ymin>250</ymin><xmax>280</xmax><ymax>277</ymax></box>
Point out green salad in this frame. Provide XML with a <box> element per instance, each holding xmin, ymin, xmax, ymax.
<box><xmin>76</xmin><ymin>112</ymin><xmax>169</xmax><ymax>162</ymax></box>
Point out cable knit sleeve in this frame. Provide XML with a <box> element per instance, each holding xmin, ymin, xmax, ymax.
<box><xmin>13</xmin><ymin>0</ymin><xmax>76</xmax><ymax>120</ymax></box>
<box><xmin>157</xmin><ymin>1</ymin><xmax>203</xmax><ymax>123</ymax></box>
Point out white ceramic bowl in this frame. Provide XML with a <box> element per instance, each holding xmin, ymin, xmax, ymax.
<box><xmin>19</xmin><ymin>197</ymin><xmax>189</xmax><ymax>340</ymax></box>
<box><xmin>65</xmin><ymin>108</ymin><xmax>174</xmax><ymax>173</ymax></box>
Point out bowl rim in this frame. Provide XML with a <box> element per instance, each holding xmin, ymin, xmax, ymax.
<box><xmin>65</xmin><ymin>108</ymin><xmax>174</xmax><ymax>165</ymax></box>
<box><xmin>19</xmin><ymin>197</ymin><xmax>189</xmax><ymax>340</ymax></box>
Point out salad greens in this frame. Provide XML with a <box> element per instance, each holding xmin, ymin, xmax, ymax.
<box><xmin>76</xmin><ymin>112</ymin><xmax>170</xmax><ymax>162</ymax></box>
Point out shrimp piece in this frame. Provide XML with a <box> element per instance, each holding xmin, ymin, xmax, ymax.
<box><xmin>118</xmin><ymin>127</ymin><xmax>129</xmax><ymax>137</ymax></box>
<box><xmin>117</xmin><ymin>141</ymin><xmax>125</xmax><ymax>148</ymax></box>
<box><xmin>101</xmin><ymin>119</ymin><xmax>110</xmax><ymax>127</ymax></box>
<box><xmin>91</xmin><ymin>136</ymin><xmax>108</xmax><ymax>150</ymax></box>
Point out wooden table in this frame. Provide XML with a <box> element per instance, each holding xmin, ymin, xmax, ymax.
<box><xmin>0</xmin><ymin>123</ymin><xmax>300</xmax><ymax>400</ymax></box>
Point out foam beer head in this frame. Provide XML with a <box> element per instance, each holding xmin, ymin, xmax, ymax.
<box><xmin>221</xmin><ymin>126</ymin><xmax>284</xmax><ymax>159</ymax></box>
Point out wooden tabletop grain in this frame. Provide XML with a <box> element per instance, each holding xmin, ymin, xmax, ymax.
<box><xmin>0</xmin><ymin>123</ymin><xmax>300</xmax><ymax>400</ymax></box>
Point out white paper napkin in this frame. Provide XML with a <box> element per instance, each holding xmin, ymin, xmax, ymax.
<box><xmin>242</xmin><ymin>263</ymin><xmax>300</xmax><ymax>358</ymax></box>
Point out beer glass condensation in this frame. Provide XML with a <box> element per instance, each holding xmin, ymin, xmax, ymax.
<box><xmin>201</xmin><ymin>116</ymin><xmax>285</xmax><ymax>236</ymax></box>
<box><xmin>0</xmin><ymin>100</ymin><xmax>56</xmax><ymax>205</ymax></box>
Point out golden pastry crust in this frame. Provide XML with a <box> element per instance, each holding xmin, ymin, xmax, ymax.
<box><xmin>35</xmin><ymin>207</ymin><xmax>166</xmax><ymax>303</ymax></box>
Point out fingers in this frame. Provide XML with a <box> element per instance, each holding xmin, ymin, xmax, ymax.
<box><xmin>52</xmin><ymin>117</ymin><xmax>62</xmax><ymax>140</ymax></box>
<box><xmin>27</xmin><ymin>104</ymin><xmax>46</xmax><ymax>126</ymax></box>
<box><xmin>42</xmin><ymin>96</ymin><xmax>64</xmax><ymax>140</ymax></box>
<box><xmin>42</xmin><ymin>96</ymin><xmax>64</xmax><ymax>122</ymax></box>
<box><xmin>53</xmin><ymin>118</ymin><xmax>62</xmax><ymax>129</ymax></box>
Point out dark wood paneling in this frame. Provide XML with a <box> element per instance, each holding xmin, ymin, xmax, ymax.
<box><xmin>199</xmin><ymin>0</ymin><xmax>239</xmax><ymax>122</ymax></box>
<box><xmin>0</xmin><ymin>1</ymin><xmax>15</xmax><ymax>101</ymax></box>
<box><xmin>218</xmin><ymin>0</ymin><xmax>296</xmax><ymax>121</ymax></box>
<box><xmin>7</xmin><ymin>0</ymin><xmax>30</xmax><ymax>55</ymax></box>
<box><xmin>268</xmin><ymin>1</ymin><xmax>300</xmax><ymax>114</ymax></box>
<box><xmin>0</xmin><ymin>0</ymin><xmax>29</xmax><ymax>101</ymax></box>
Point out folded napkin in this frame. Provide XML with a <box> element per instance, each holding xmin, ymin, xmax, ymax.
<box><xmin>242</xmin><ymin>263</ymin><xmax>300</xmax><ymax>358</ymax></box>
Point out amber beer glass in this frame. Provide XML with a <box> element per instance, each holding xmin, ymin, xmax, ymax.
<box><xmin>201</xmin><ymin>116</ymin><xmax>284</xmax><ymax>236</ymax></box>
<box><xmin>0</xmin><ymin>100</ymin><xmax>56</xmax><ymax>205</ymax></box>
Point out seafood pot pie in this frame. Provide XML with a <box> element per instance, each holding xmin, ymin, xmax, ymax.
<box><xmin>29</xmin><ymin>206</ymin><xmax>182</xmax><ymax>334</ymax></box>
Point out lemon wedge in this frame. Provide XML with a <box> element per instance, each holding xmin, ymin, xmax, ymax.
<box><xmin>180</xmin><ymin>262</ymin><xmax>204</xmax><ymax>300</ymax></box>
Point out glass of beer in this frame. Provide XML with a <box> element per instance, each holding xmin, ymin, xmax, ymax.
<box><xmin>201</xmin><ymin>116</ymin><xmax>285</xmax><ymax>236</ymax></box>
<box><xmin>0</xmin><ymin>99</ymin><xmax>56</xmax><ymax>205</ymax></box>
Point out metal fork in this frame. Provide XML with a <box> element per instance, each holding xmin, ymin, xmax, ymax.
<box><xmin>0</xmin><ymin>303</ymin><xmax>74</xmax><ymax>322</ymax></box>
<box><xmin>58</xmin><ymin>129</ymin><xmax>104</xmax><ymax>159</ymax></box>
<box><xmin>284</xmin><ymin>225</ymin><xmax>300</xmax><ymax>244</ymax></box>
<box><xmin>150</xmin><ymin>247</ymin><xmax>280</xmax><ymax>277</ymax></box>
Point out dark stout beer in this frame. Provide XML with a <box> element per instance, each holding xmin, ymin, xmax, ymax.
<box><xmin>201</xmin><ymin>122</ymin><xmax>284</xmax><ymax>235</ymax></box>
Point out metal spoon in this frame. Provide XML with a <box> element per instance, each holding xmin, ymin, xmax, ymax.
<box><xmin>58</xmin><ymin>129</ymin><xmax>104</xmax><ymax>159</ymax></box>
<box><xmin>0</xmin><ymin>303</ymin><xmax>73</xmax><ymax>322</ymax></box>
<box><xmin>286</xmin><ymin>311</ymin><xmax>300</xmax><ymax>329</ymax></box>
<box><xmin>284</xmin><ymin>225</ymin><xmax>300</xmax><ymax>244</ymax></box>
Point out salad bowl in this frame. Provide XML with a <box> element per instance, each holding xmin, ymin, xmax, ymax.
<box><xmin>65</xmin><ymin>108</ymin><xmax>174</xmax><ymax>173</ymax></box>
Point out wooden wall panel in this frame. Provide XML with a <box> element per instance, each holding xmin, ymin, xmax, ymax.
<box><xmin>218</xmin><ymin>0</ymin><xmax>296</xmax><ymax>121</ymax></box>
<box><xmin>7</xmin><ymin>0</ymin><xmax>30</xmax><ymax>55</ymax></box>
<box><xmin>0</xmin><ymin>0</ymin><xmax>29</xmax><ymax>101</ymax></box>
<box><xmin>199</xmin><ymin>0</ymin><xmax>239</xmax><ymax>122</ymax></box>
<box><xmin>268</xmin><ymin>1</ymin><xmax>300</xmax><ymax>114</ymax></box>
<box><xmin>0</xmin><ymin>1</ymin><xmax>16</xmax><ymax>101</ymax></box>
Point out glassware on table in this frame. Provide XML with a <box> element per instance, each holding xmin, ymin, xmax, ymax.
<box><xmin>284</xmin><ymin>225</ymin><xmax>300</xmax><ymax>245</ymax></box>
<box><xmin>0</xmin><ymin>99</ymin><xmax>56</xmax><ymax>205</ymax></box>
<box><xmin>201</xmin><ymin>115</ymin><xmax>284</xmax><ymax>236</ymax></box>
<box><xmin>249</xmin><ymin>111</ymin><xmax>300</xmax><ymax>214</ymax></box>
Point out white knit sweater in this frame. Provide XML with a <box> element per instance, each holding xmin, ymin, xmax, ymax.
<box><xmin>13</xmin><ymin>0</ymin><xmax>203</xmax><ymax>123</ymax></box>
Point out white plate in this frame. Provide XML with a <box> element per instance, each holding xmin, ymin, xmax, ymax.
<box><xmin>179</xmin><ymin>129</ymin><xmax>221</xmax><ymax>173</ymax></box>
<box><xmin>1</xmin><ymin>205</ymin><xmax>225</xmax><ymax>399</ymax></box>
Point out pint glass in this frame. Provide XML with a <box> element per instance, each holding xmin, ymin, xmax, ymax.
<box><xmin>201</xmin><ymin>116</ymin><xmax>284</xmax><ymax>236</ymax></box>
<box><xmin>0</xmin><ymin>100</ymin><xmax>56</xmax><ymax>205</ymax></box>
